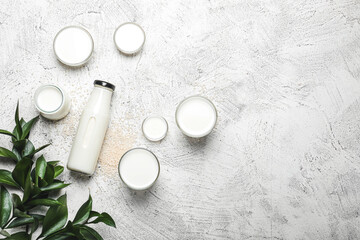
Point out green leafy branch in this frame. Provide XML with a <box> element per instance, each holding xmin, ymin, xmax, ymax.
<box><xmin>0</xmin><ymin>102</ymin><xmax>115</xmax><ymax>239</ymax></box>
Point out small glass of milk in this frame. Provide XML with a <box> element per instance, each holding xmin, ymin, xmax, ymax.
<box><xmin>113</xmin><ymin>22</ymin><xmax>146</xmax><ymax>55</ymax></box>
<box><xmin>34</xmin><ymin>84</ymin><xmax>71</xmax><ymax>120</ymax></box>
<box><xmin>118</xmin><ymin>148</ymin><xmax>160</xmax><ymax>191</ymax></box>
<box><xmin>142</xmin><ymin>116</ymin><xmax>168</xmax><ymax>141</ymax></box>
<box><xmin>175</xmin><ymin>96</ymin><xmax>217</xmax><ymax>138</ymax></box>
<box><xmin>53</xmin><ymin>26</ymin><xmax>94</xmax><ymax>67</ymax></box>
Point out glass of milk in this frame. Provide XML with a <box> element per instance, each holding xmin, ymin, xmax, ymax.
<box><xmin>53</xmin><ymin>26</ymin><xmax>94</xmax><ymax>67</ymax></box>
<box><xmin>34</xmin><ymin>84</ymin><xmax>71</xmax><ymax>120</ymax></box>
<box><xmin>118</xmin><ymin>148</ymin><xmax>160</xmax><ymax>191</ymax></box>
<box><xmin>175</xmin><ymin>96</ymin><xmax>217</xmax><ymax>138</ymax></box>
<box><xmin>142</xmin><ymin>116</ymin><xmax>168</xmax><ymax>141</ymax></box>
<box><xmin>113</xmin><ymin>22</ymin><xmax>146</xmax><ymax>55</ymax></box>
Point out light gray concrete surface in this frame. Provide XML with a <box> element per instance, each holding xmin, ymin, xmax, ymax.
<box><xmin>1</xmin><ymin>0</ymin><xmax>360</xmax><ymax>239</ymax></box>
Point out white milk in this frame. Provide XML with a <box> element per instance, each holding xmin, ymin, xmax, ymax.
<box><xmin>142</xmin><ymin>116</ymin><xmax>168</xmax><ymax>141</ymax></box>
<box><xmin>118</xmin><ymin>148</ymin><xmax>160</xmax><ymax>191</ymax></box>
<box><xmin>176</xmin><ymin>96</ymin><xmax>217</xmax><ymax>138</ymax></box>
<box><xmin>67</xmin><ymin>81</ymin><xmax>115</xmax><ymax>175</ymax></box>
<box><xmin>53</xmin><ymin>26</ymin><xmax>94</xmax><ymax>66</ymax></box>
<box><xmin>34</xmin><ymin>85</ymin><xmax>71</xmax><ymax>120</ymax></box>
<box><xmin>114</xmin><ymin>22</ymin><xmax>145</xmax><ymax>54</ymax></box>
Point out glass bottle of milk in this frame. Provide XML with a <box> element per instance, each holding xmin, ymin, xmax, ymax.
<box><xmin>67</xmin><ymin>80</ymin><xmax>115</xmax><ymax>175</ymax></box>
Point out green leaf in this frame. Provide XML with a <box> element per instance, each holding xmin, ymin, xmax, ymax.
<box><xmin>73</xmin><ymin>195</ymin><xmax>92</xmax><ymax>225</ymax></box>
<box><xmin>22</xmin><ymin>171</ymin><xmax>33</xmax><ymax>202</ymax></box>
<box><xmin>64</xmin><ymin>221</ymin><xmax>82</xmax><ymax>238</ymax></box>
<box><xmin>4</xmin><ymin>231</ymin><xmax>31</xmax><ymax>240</ymax></box>
<box><xmin>11</xmin><ymin>118</ymin><xmax>25</xmax><ymax>143</ymax></box>
<box><xmin>7</xmin><ymin>217</ymin><xmax>34</xmax><ymax>228</ymax></box>
<box><xmin>89</xmin><ymin>211</ymin><xmax>100</xmax><ymax>218</ymax></box>
<box><xmin>15</xmin><ymin>102</ymin><xmax>20</xmax><ymax>123</ymax></box>
<box><xmin>11</xmin><ymin>129</ymin><xmax>19</xmax><ymax>143</ymax></box>
<box><xmin>43</xmin><ymin>232</ymin><xmax>77</xmax><ymax>240</ymax></box>
<box><xmin>42</xmin><ymin>221</ymin><xmax>80</xmax><ymax>240</ymax></box>
<box><xmin>11</xmin><ymin>147</ymin><xmax>21</xmax><ymax>162</ymax></box>
<box><xmin>79</xmin><ymin>225</ymin><xmax>103</xmax><ymax>240</ymax></box>
<box><xmin>47</xmin><ymin>161</ymin><xmax>60</xmax><ymax>166</ymax></box>
<box><xmin>13</xmin><ymin>209</ymin><xmax>30</xmax><ymax>218</ymax></box>
<box><xmin>21</xmin><ymin>116</ymin><xmax>39</xmax><ymax>139</ymax></box>
<box><xmin>14</xmin><ymin>101</ymin><xmax>22</xmax><ymax>141</ymax></box>
<box><xmin>0</xmin><ymin>147</ymin><xmax>18</xmax><ymax>161</ymax></box>
<box><xmin>0</xmin><ymin>229</ymin><xmax>10</xmax><ymax>237</ymax></box>
<box><xmin>27</xmin><ymin>198</ymin><xmax>63</xmax><ymax>207</ymax></box>
<box><xmin>0</xmin><ymin>130</ymin><xmax>16</xmax><ymax>138</ymax></box>
<box><xmin>38</xmin><ymin>178</ymin><xmax>48</xmax><ymax>188</ymax></box>
<box><xmin>12</xmin><ymin>140</ymin><xmax>26</xmax><ymax>151</ymax></box>
<box><xmin>88</xmin><ymin>212</ymin><xmax>116</xmax><ymax>228</ymax></box>
<box><xmin>31</xmin><ymin>218</ymin><xmax>39</xmax><ymax>234</ymax></box>
<box><xmin>12</xmin><ymin>157</ymin><xmax>33</xmax><ymax>188</ymax></box>
<box><xmin>34</xmin><ymin>143</ymin><xmax>51</xmax><ymax>154</ymax></box>
<box><xmin>31</xmin><ymin>213</ymin><xmax>45</xmax><ymax>222</ymax></box>
<box><xmin>40</xmin><ymin>194</ymin><xmax>68</xmax><ymax>238</ymax></box>
<box><xmin>40</xmin><ymin>181</ymin><xmax>70</xmax><ymax>192</ymax></box>
<box><xmin>0</xmin><ymin>170</ymin><xmax>20</xmax><ymax>188</ymax></box>
<box><xmin>19</xmin><ymin>118</ymin><xmax>26</xmax><ymax>128</ymax></box>
<box><xmin>22</xmin><ymin>140</ymin><xmax>35</xmax><ymax>158</ymax></box>
<box><xmin>44</xmin><ymin>164</ymin><xmax>55</xmax><ymax>185</ymax></box>
<box><xmin>35</xmin><ymin>155</ymin><xmax>47</xmax><ymax>185</ymax></box>
<box><xmin>12</xmin><ymin>194</ymin><xmax>23</xmax><ymax>211</ymax></box>
<box><xmin>31</xmin><ymin>185</ymin><xmax>41</xmax><ymax>198</ymax></box>
<box><xmin>0</xmin><ymin>186</ymin><xmax>12</xmax><ymax>228</ymax></box>
<box><xmin>54</xmin><ymin>166</ymin><xmax>64</xmax><ymax>178</ymax></box>
<box><xmin>29</xmin><ymin>214</ymin><xmax>44</xmax><ymax>234</ymax></box>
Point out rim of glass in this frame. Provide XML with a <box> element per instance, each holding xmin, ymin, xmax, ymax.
<box><xmin>141</xmin><ymin>115</ymin><xmax>168</xmax><ymax>141</ymax></box>
<box><xmin>118</xmin><ymin>148</ymin><xmax>160</xmax><ymax>191</ymax></box>
<box><xmin>34</xmin><ymin>84</ymin><xmax>64</xmax><ymax>114</ymax></box>
<box><xmin>113</xmin><ymin>22</ymin><xmax>146</xmax><ymax>55</ymax></box>
<box><xmin>53</xmin><ymin>25</ymin><xmax>94</xmax><ymax>67</ymax></box>
<box><xmin>175</xmin><ymin>95</ymin><xmax>218</xmax><ymax>138</ymax></box>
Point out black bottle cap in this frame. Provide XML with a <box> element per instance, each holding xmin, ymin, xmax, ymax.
<box><xmin>94</xmin><ymin>80</ymin><xmax>116</xmax><ymax>91</ymax></box>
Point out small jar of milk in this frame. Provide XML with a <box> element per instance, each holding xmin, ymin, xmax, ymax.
<box><xmin>34</xmin><ymin>84</ymin><xmax>71</xmax><ymax>121</ymax></box>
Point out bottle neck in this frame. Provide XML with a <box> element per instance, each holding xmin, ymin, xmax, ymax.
<box><xmin>87</xmin><ymin>86</ymin><xmax>113</xmax><ymax>112</ymax></box>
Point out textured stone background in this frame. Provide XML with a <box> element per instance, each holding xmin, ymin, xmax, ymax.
<box><xmin>1</xmin><ymin>0</ymin><xmax>360</xmax><ymax>239</ymax></box>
